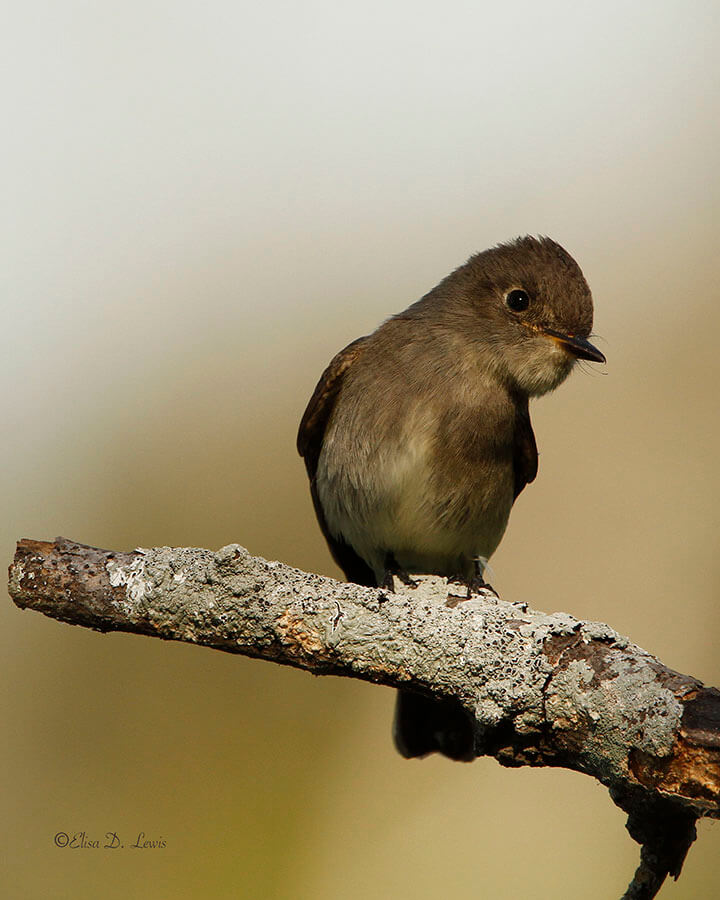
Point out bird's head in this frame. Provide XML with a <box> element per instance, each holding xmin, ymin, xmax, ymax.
<box><xmin>449</xmin><ymin>236</ymin><xmax>605</xmax><ymax>396</ymax></box>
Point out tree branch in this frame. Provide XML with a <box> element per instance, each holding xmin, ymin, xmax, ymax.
<box><xmin>8</xmin><ymin>537</ymin><xmax>720</xmax><ymax>898</ymax></box>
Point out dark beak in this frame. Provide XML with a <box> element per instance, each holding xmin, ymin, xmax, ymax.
<box><xmin>543</xmin><ymin>328</ymin><xmax>606</xmax><ymax>364</ymax></box>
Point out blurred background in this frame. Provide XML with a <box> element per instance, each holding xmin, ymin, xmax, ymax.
<box><xmin>3</xmin><ymin>1</ymin><xmax>719</xmax><ymax>897</ymax></box>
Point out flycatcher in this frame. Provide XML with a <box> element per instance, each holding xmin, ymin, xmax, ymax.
<box><xmin>297</xmin><ymin>235</ymin><xmax>605</xmax><ymax>761</ymax></box>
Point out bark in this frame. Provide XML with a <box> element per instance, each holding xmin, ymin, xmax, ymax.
<box><xmin>8</xmin><ymin>537</ymin><xmax>720</xmax><ymax>898</ymax></box>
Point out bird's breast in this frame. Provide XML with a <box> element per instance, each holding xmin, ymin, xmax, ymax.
<box><xmin>316</xmin><ymin>390</ymin><xmax>516</xmax><ymax>581</ymax></box>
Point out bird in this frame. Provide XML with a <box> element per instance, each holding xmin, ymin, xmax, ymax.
<box><xmin>297</xmin><ymin>235</ymin><xmax>605</xmax><ymax>761</ymax></box>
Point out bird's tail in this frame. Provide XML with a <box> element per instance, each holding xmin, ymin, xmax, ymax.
<box><xmin>392</xmin><ymin>689</ymin><xmax>476</xmax><ymax>761</ymax></box>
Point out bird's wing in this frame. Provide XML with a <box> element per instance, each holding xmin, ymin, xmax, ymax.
<box><xmin>512</xmin><ymin>397</ymin><xmax>538</xmax><ymax>500</ymax></box>
<box><xmin>297</xmin><ymin>335</ymin><xmax>368</xmax><ymax>476</ymax></box>
<box><xmin>297</xmin><ymin>335</ymin><xmax>376</xmax><ymax>586</ymax></box>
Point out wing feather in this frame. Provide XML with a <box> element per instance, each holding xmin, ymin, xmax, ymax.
<box><xmin>297</xmin><ymin>336</ymin><xmax>376</xmax><ymax>585</ymax></box>
<box><xmin>297</xmin><ymin>336</ymin><xmax>368</xmax><ymax>477</ymax></box>
<box><xmin>512</xmin><ymin>396</ymin><xmax>538</xmax><ymax>500</ymax></box>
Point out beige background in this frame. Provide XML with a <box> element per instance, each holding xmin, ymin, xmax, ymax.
<box><xmin>3</xmin><ymin>1</ymin><xmax>720</xmax><ymax>897</ymax></box>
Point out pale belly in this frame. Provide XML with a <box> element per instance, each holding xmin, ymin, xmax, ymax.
<box><xmin>316</xmin><ymin>425</ymin><xmax>515</xmax><ymax>583</ymax></box>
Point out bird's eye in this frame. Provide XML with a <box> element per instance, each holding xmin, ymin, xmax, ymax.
<box><xmin>505</xmin><ymin>289</ymin><xmax>531</xmax><ymax>313</ymax></box>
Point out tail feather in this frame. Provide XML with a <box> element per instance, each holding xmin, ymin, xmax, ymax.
<box><xmin>393</xmin><ymin>689</ymin><xmax>475</xmax><ymax>761</ymax></box>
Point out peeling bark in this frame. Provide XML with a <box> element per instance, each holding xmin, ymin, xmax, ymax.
<box><xmin>8</xmin><ymin>537</ymin><xmax>720</xmax><ymax>898</ymax></box>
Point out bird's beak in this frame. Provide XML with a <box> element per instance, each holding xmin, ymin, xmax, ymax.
<box><xmin>542</xmin><ymin>328</ymin><xmax>606</xmax><ymax>364</ymax></box>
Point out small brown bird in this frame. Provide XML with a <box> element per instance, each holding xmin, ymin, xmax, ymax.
<box><xmin>297</xmin><ymin>235</ymin><xmax>605</xmax><ymax>760</ymax></box>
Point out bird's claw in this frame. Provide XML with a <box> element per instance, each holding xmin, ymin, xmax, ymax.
<box><xmin>381</xmin><ymin>552</ymin><xmax>418</xmax><ymax>592</ymax></box>
<box><xmin>446</xmin><ymin>575</ymin><xmax>499</xmax><ymax>603</ymax></box>
<box><xmin>381</xmin><ymin>568</ymin><xmax>418</xmax><ymax>592</ymax></box>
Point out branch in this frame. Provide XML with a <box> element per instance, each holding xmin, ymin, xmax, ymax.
<box><xmin>9</xmin><ymin>537</ymin><xmax>720</xmax><ymax>898</ymax></box>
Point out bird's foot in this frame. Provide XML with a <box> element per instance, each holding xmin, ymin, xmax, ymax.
<box><xmin>381</xmin><ymin>567</ymin><xmax>418</xmax><ymax>592</ymax></box>
<box><xmin>446</xmin><ymin>574</ymin><xmax>499</xmax><ymax>604</ymax></box>
<box><xmin>468</xmin><ymin>574</ymin><xmax>499</xmax><ymax>598</ymax></box>
<box><xmin>381</xmin><ymin>553</ymin><xmax>418</xmax><ymax>592</ymax></box>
